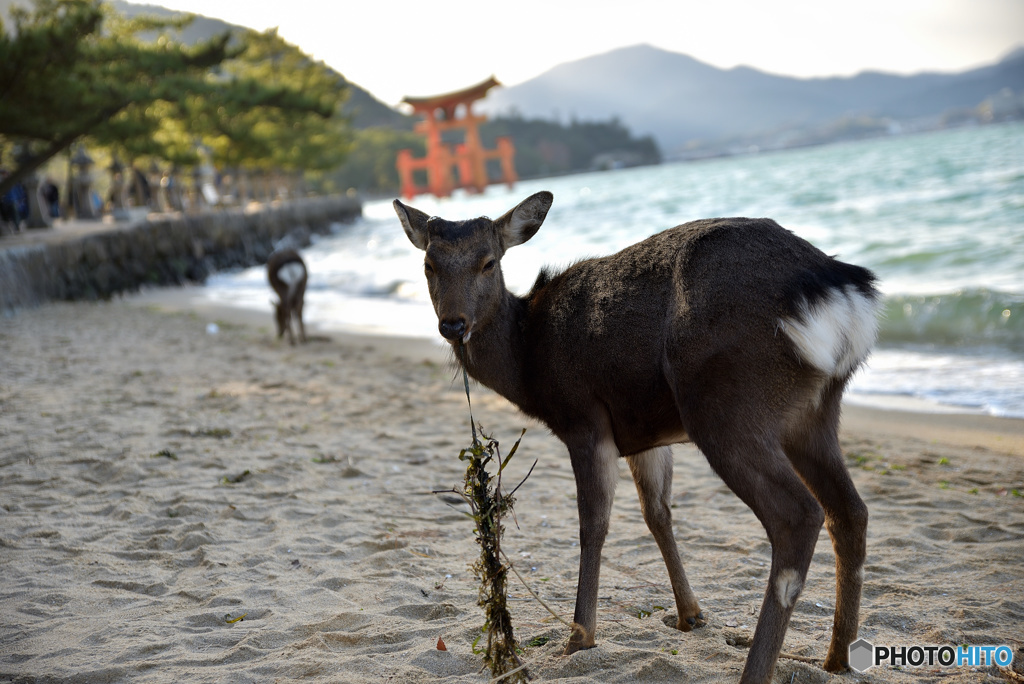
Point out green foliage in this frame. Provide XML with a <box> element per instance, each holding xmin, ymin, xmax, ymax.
<box><xmin>0</xmin><ymin>0</ymin><xmax>107</xmax><ymax>142</ymax></box>
<box><xmin>481</xmin><ymin>115</ymin><xmax>662</xmax><ymax>178</ymax></box>
<box><xmin>2</xmin><ymin>0</ymin><xmax>659</xmax><ymax>198</ymax></box>
<box><xmin>187</xmin><ymin>28</ymin><xmax>351</xmax><ymax>173</ymax></box>
<box><xmin>327</xmin><ymin>127</ymin><xmax>425</xmax><ymax>194</ymax></box>
<box><xmin>0</xmin><ymin>1</ymin><xmax>351</xmax><ymax>196</ymax></box>
<box><xmin>0</xmin><ymin>0</ymin><xmax>234</xmax><ymax>193</ymax></box>
<box><xmin>332</xmin><ymin>114</ymin><xmax>661</xmax><ymax>195</ymax></box>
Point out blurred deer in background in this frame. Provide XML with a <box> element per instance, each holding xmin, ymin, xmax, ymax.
<box><xmin>394</xmin><ymin>191</ymin><xmax>880</xmax><ymax>684</ymax></box>
<box><xmin>267</xmin><ymin>248</ymin><xmax>307</xmax><ymax>345</ymax></box>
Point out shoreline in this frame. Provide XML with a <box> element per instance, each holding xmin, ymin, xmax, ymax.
<box><xmin>0</xmin><ymin>195</ymin><xmax>361</xmax><ymax>314</ymax></box>
<box><xmin>2</xmin><ymin>293</ymin><xmax>1022</xmax><ymax>683</ymax></box>
<box><xmin>129</xmin><ymin>284</ymin><xmax>1024</xmax><ymax>458</ymax></box>
<box><xmin>127</xmin><ymin>284</ymin><xmax>452</xmax><ymax>365</ymax></box>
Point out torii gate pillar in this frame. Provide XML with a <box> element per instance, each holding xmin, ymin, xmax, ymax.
<box><xmin>396</xmin><ymin>77</ymin><xmax>517</xmax><ymax>199</ymax></box>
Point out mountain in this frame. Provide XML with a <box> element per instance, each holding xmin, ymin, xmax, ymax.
<box><xmin>478</xmin><ymin>44</ymin><xmax>1024</xmax><ymax>158</ymax></box>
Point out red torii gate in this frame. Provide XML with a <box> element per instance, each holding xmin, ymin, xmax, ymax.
<box><xmin>396</xmin><ymin>77</ymin><xmax>517</xmax><ymax>199</ymax></box>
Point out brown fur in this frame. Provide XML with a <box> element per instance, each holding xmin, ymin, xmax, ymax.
<box><xmin>395</xmin><ymin>191</ymin><xmax>879</xmax><ymax>684</ymax></box>
<box><xmin>266</xmin><ymin>249</ymin><xmax>307</xmax><ymax>345</ymax></box>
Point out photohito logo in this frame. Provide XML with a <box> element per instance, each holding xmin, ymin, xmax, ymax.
<box><xmin>849</xmin><ymin>638</ymin><xmax>1015</xmax><ymax>673</ymax></box>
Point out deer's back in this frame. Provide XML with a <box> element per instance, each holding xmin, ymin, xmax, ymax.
<box><xmin>519</xmin><ymin>217</ymin><xmax>873</xmax><ymax>450</ymax></box>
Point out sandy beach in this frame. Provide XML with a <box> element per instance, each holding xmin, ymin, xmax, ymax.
<box><xmin>1</xmin><ymin>294</ymin><xmax>1022</xmax><ymax>683</ymax></box>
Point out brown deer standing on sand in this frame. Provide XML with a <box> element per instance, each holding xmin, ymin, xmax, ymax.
<box><xmin>267</xmin><ymin>248</ymin><xmax>307</xmax><ymax>345</ymax></box>
<box><xmin>394</xmin><ymin>191</ymin><xmax>880</xmax><ymax>684</ymax></box>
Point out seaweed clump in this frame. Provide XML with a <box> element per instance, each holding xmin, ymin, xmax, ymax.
<box><xmin>460</xmin><ymin>428</ymin><xmax>528</xmax><ymax>681</ymax></box>
<box><xmin>450</xmin><ymin>343</ymin><xmax>532</xmax><ymax>682</ymax></box>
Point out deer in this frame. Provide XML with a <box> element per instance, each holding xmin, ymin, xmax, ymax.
<box><xmin>266</xmin><ymin>248</ymin><xmax>307</xmax><ymax>345</ymax></box>
<box><xmin>394</xmin><ymin>191</ymin><xmax>880</xmax><ymax>683</ymax></box>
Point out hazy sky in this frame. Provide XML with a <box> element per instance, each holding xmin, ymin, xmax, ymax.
<box><xmin>128</xmin><ymin>0</ymin><xmax>1023</xmax><ymax>107</ymax></box>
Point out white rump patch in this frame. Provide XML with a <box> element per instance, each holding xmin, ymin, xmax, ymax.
<box><xmin>780</xmin><ymin>286</ymin><xmax>879</xmax><ymax>377</ymax></box>
<box><xmin>278</xmin><ymin>262</ymin><xmax>306</xmax><ymax>300</ymax></box>
<box><xmin>775</xmin><ymin>568</ymin><xmax>803</xmax><ymax>609</ymax></box>
<box><xmin>278</xmin><ymin>262</ymin><xmax>305</xmax><ymax>286</ymax></box>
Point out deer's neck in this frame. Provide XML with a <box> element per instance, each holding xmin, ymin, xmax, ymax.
<box><xmin>460</xmin><ymin>292</ymin><xmax>533</xmax><ymax>413</ymax></box>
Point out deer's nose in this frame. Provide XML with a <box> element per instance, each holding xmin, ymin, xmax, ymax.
<box><xmin>439</xmin><ymin>317</ymin><xmax>467</xmax><ymax>342</ymax></box>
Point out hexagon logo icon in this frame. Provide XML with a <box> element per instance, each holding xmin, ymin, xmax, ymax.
<box><xmin>849</xmin><ymin>638</ymin><xmax>875</xmax><ymax>673</ymax></box>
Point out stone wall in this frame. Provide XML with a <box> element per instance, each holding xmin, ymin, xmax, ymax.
<box><xmin>0</xmin><ymin>195</ymin><xmax>361</xmax><ymax>314</ymax></box>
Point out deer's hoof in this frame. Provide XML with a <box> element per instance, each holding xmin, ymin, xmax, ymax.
<box><xmin>822</xmin><ymin>654</ymin><xmax>850</xmax><ymax>673</ymax></box>
<box><xmin>562</xmin><ymin>641</ymin><xmax>596</xmax><ymax>656</ymax></box>
<box><xmin>562</xmin><ymin>628</ymin><xmax>596</xmax><ymax>655</ymax></box>
<box><xmin>677</xmin><ymin>610</ymin><xmax>706</xmax><ymax>632</ymax></box>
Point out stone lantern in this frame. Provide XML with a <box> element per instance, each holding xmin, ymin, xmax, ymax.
<box><xmin>70</xmin><ymin>146</ymin><xmax>99</xmax><ymax>220</ymax></box>
<box><xmin>192</xmin><ymin>144</ymin><xmax>218</xmax><ymax>208</ymax></box>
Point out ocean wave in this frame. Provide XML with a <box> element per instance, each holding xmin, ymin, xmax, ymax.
<box><xmin>878</xmin><ymin>289</ymin><xmax>1024</xmax><ymax>351</ymax></box>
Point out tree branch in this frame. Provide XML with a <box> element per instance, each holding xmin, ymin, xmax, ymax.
<box><xmin>0</xmin><ymin>105</ymin><xmax>126</xmax><ymax>197</ymax></box>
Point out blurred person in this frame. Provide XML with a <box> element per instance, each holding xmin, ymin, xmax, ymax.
<box><xmin>42</xmin><ymin>178</ymin><xmax>60</xmax><ymax>218</ymax></box>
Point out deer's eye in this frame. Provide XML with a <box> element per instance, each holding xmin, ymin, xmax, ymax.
<box><xmin>424</xmin><ymin>262</ymin><xmax>434</xmax><ymax>275</ymax></box>
<box><xmin>482</xmin><ymin>259</ymin><xmax>496</xmax><ymax>273</ymax></box>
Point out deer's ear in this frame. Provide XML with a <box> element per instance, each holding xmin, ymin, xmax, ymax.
<box><xmin>394</xmin><ymin>199</ymin><xmax>431</xmax><ymax>250</ymax></box>
<box><xmin>496</xmin><ymin>191</ymin><xmax>552</xmax><ymax>248</ymax></box>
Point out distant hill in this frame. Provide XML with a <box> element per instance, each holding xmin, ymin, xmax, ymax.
<box><xmin>107</xmin><ymin>1</ymin><xmax>412</xmax><ymax>130</ymax></box>
<box><xmin>478</xmin><ymin>44</ymin><xmax>1024</xmax><ymax>158</ymax></box>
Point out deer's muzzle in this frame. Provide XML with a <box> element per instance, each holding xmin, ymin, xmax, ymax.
<box><xmin>439</xmin><ymin>317</ymin><xmax>468</xmax><ymax>343</ymax></box>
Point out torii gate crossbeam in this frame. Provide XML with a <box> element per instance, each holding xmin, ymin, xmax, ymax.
<box><xmin>396</xmin><ymin>77</ymin><xmax>517</xmax><ymax>199</ymax></box>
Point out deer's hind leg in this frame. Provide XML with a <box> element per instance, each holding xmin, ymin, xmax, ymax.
<box><xmin>783</xmin><ymin>380</ymin><xmax>868</xmax><ymax>673</ymax></box>
<box><xmin>687</xmin><ymin>422</ymin><xmax>825</xmax><ymax>684</ymax></box>
<box><xmin>626</xmin><ymin>447</ymin><xmax>705</xmax><ymax>631</ymax></box>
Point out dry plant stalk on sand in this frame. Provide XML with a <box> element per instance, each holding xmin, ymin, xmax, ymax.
<box><xmin>437</xmin><ymin>344</ymin><xmax>537</xmax><ymax>682</ymax></box>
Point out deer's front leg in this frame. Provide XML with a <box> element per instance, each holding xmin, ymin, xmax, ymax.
<box><xmin>564</xmin><ymin>434</ymin><xmax>620</xmax><ymax>655</ymax></box>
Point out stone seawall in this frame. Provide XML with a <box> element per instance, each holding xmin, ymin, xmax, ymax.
<box><xmin>0</xmin><ymin>195</ymin><xmax>361</xmax><ymax>314</ymax></box>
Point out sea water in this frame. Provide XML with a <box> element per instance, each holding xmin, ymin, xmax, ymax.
<box><xmin>203</xmin><ymin>122</ymin><xmax>1024</xmax><ymax>417</ymax></box>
